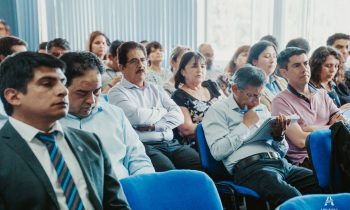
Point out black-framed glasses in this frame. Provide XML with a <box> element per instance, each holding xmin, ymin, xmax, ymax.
<box><xmin>126</xmin><ymin>58</ymin><xmax>148</xmax><ymax>66</ymax></box>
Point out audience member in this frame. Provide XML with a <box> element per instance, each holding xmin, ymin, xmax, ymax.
<box><xmin>260</xmin><ymin>34</ymin><xmax>279</xmax><ymax>51</ymax></box>
<box><xmin>286</xmin><ymin>38</ymin><xmax>311</xmax><ymax>55</ymax></box>
<box><xmin>0</xmin><ymin>36</ymin><xmax>27</xmax><ymax>62</ymax></box>
<box><xmin>163</xmin><ymin>45</ymin><xmax>190</xmax><ymax>95</ymax></box>
<box><xmin>203</xmin><ymin>65</ymin><xmax>320</xmax><ymax>209</ymax></box>
<box><xmin>46</xmin><ymin>38</ymin><xmax>70</xmax><ymax>57</ymax></box>
<box><xmin>247</xmin><ymin>40</ymin><xmax>287</xmax><ymax>111</ymax></box>
<box><xmin>102</xmin><ymin>39</ymin><xmax>124</xmax><ymax>93</ymax></box>
<box><xmin>145</xmin><ymin>41</ymin><xmax>171</xmax><ymax>87</ymax></box>
<box><xmin>0</xmin><ymin>19</ymin><xmax>11</xmax><ymax>37</ymax></box>
<box><xmin>310</xmin><ymin>46</ymin><xmax>350</xmax><ymax>107</ymax></box>
<box><xmin>0</xmin><ymin>51</ymin><xmax>130</xmax><ymax>210</ymax></box>
<box><xmin>59</xmin><ymin>51</ymin><xmax>155</xmax><ymax>179</ymax></box>
<box><xmin>108</xmin><ymin>41</ymin><xmax>201</xmax><ymax>172</ymax></box>
<box><xmin>87</xmin><ymin>30</ymin><xmax>110</xmax><ymax>62</ymax></box>
<box><xmin>37</xmin><ymin>41</ymin><xmax>47</xmax><ymax>53</ymax></box>
<box><xmin>198</xmin><ymin>42</ymin><xmax>222</xmax><ymax>80</ymax></box>
<box><xmin>172</xmin><ymin>51</ymin><xmax>222</xmax><ymax>147</ymax></box>
<box><xmin>327</xmin><ymin>33</ymin><xmax>350</xmax><ymax>64</ymax></box>
<box><xmin>272</xmin><ymin>47</ymin><xmax>344</xmax><ymax>167</ymax></box>
<box><xmin>224</xmin><ymin>45</ymin><xmax>250</xmax><ymax>77</ymax></box>
<box><xmin>140</xmin><ymin>40</ymin><xmax>149</xmax><ymax>47</ymax></box>
<box><xmin>0</xmin><ymin>36</ymin><xmax>27</xmax><ymax>128</ymax></box>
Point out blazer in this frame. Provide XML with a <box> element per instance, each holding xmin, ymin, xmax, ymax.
<box><xmin>0</xmin><ymin>121</ymin><xmax>130</xmax><ymax>210</ymax></box>
<box><xmin>260</xmin><ymin>75</ymin><xmax>288</xmax><ymax>112</ymax></box>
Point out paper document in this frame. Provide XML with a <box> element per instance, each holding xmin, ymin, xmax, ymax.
<box><xmin>245</xmin><ymin>114</ymin><xmax>300</xmax><ymax>143</ymax></box>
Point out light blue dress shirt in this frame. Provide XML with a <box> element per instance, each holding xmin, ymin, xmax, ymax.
<box><xmin>60</xmin><ymin>101</ymin><xmax>155</xmax><ymax>179</ymax></box>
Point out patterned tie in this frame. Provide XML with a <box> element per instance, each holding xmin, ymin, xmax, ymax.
<box><xmin>36</xmin><ymin>132</ymin><xmax>85</xmax><ymax>210</ymax></box>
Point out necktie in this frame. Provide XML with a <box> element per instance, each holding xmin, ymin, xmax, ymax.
<box><xmin>36</xmin><ymin>132</ymin><xmax>85</xmax><ymax>210</ymax></box>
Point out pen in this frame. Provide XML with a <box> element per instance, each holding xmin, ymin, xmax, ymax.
<box><xmin>239</xmin><ymin>108</ymin><xmax>264</xmax><ymax>113</ymax></box>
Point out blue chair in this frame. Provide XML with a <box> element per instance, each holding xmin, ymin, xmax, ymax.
<box><xmin>120</xmin><ymin>170</ymin><xmax>223</xmax><ymax>210</ymax></box>
<box><xmin>195</xmin><ymin>123</ymin><xmax>267</xmax><ymax>210</ymax></box>
<box><xmin>306</xmin><ymin>129</ymin><xmax>341</xmax><ymax>192</ymax></box>
<box><xmin>278</xmin><ymin>193</ymin><xmax>350</xmax><ymax>210</ymax></box>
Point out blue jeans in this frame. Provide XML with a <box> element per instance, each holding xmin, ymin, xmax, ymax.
<box><xmin>143</xmin><ymin>139</ymin><xmax>201</xmax><ymax>172</ymax></box>
<box><xmin>232</xmin><ymin>157</ymin><xmax>321</xmax><ymax>208</ymax></box>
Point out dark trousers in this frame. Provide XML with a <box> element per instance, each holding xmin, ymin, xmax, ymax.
<box><xmin>143</xmin><ymin>139</ymin><xmax>201</xmax><ymax>172</ymax></box>
<box><xmin>232</xmin><ymin>157</ymin><xmax>321</xmax><ymax>209</ymax></box>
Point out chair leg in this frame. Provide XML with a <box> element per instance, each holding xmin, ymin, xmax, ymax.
<box><xmin>218</xmin><ymin>192</ymin><xmax>239</xmax><ymax>210</ymax></box>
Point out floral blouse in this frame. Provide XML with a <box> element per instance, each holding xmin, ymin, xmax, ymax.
<box><xmin>171</xmin><ymin>80</ymin><xmax>221</xmax><ymax>145</ymax></box>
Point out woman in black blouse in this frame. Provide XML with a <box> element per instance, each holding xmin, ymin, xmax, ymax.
<box><xmin>172</xmin><ymin>51</ymin><xmax>223</xmax><ymax>147</ymax></box>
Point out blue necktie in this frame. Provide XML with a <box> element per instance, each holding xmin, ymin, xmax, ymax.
<box><xmin>36</xmin><ymin>132</ymin><xmax>85</xmax><ymax>210</ymax></box>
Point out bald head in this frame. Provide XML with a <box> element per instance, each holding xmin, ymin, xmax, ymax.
<box><xmin>198</xmin><ymin>43</ymin><xmax>214</xmax><ymax>69</ymax></box>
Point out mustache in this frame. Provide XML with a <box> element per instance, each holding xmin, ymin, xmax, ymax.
<box><xmin>136</xmin><ymin>69</ymin><xmax>145</xmax><ymax>74</ymax></box>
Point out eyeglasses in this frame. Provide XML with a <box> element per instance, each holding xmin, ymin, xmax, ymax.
<box><xmin>239</xmin><ymin>89</ymin><xmax>262</xmax><ymax>99</ymax></box>
<box><xmin>126</xmin><ymin>58</ymin><xmax>148</xmax><ymax>66</ymax></box>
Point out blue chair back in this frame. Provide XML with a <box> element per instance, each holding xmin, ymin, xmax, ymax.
<box><xmin>278</xmin><ymin>193</ymin><xmax>350</xmax><ymax>210</ymax></box>
<box><xmin>195</xmin><ymin>123</ymin><xmax>231</xmax><ymax>180</ymax></box>
<box><xmin>306</xmin><ymin>129</ymin><xmax>332</xmax><ymax>190</ymax></box>
<box><xmin>120</xmin><ymin>170</ymin><xmax>223</xmax><ymax>210</ymax></box>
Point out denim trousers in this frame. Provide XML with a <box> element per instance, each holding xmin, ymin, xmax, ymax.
<box><xmin>143</xmin><ymin>139</ymin><xmax>201</xmax><ymax>172</ymax></box>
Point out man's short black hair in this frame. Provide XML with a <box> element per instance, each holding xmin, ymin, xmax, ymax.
<box><xmin>118</xmin><ymin>41</ymin><xmax>146</xmax><ymax>66</ymax></box>
<box><xmin>0</xmin><ymin>52</ymin><xmax>65</xmax><ymax>115</ymax></box>
<box><xmin>46</xmin><ymin>38</ymin><xmax>71</xmax><ymax>52</ymax></box>
<box><xmin>277</xmin><ymin>47</ymin><xmax>306</xmax><ymax>70</ymax></box>
<box><xmin>0</xmin><ymin>36</ymin><xmax>27</xmax><ymax>60</ymax></box>
<box><xmin>60</xmin><ymin>51</ymin><xmax>104</xmax><ymax>87</ymax></box>
<box><xmin>326</xmin><ymin>33</ymin><xmax>350</xmax><ymax>46</ymax></box>
<box><xmin>109</xmin><ymin>40</ymin><xmax>124</xmax><ymax>57</ymax></box>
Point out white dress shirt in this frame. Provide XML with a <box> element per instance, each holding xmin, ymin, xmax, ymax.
<box><xmin>9</xmin><ymin>117</ymin><xmax>94</xmax><ymax>210</ymax></box>
<box><xmin>108</xmin><ymin>79</ymin><xmax>184</xmax><ymax>142</ymax></box>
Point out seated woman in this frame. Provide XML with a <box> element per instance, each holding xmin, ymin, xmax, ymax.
<box><xmin>163</xmin><ymin>45</ymin><xmax>190</xmax><ymax>95</ymax></box>
<box><xmin>247</xmin><ymin>40</ymin><xmax>287</xmax><ymax>111</ymax></box>
<box><xmin>309</xmin><ymin>46</ymin><xmax>350</xmax><ymax>109</ymax></box>
<box><xmin>172</xmin><ymin>51</ymin><xmax>223</xmax><ymax>147</ymax></box>
<box><xmin>86</xmin><ymin>30</ymin><xmax>110</xmax><ymax>65</ymax></box>
<box><xmin>224</xmin><ymin>45</ymin><xmax>250</xmax><ymax>77</ymax></box>
<box><xmin>145</xmin><ymin>41</ymin><xmax>171</xmax><ymax>87</ymax></box>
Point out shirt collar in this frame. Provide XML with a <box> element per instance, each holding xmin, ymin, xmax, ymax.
<box><xmin>66</xmin><ymin>102</ymin><xmax>104</xmax><ymax>120</ymax></box>
<box><xmin>287</xmin><ymin>83</ymin><xmax>317</xmax><ymax>103</ymax></box>
<box><xmin>9</xmin><ymin>117</ymin><xmax>64</xmax><ymax>143</ymax></box>
<box><xmin>121</xmin><ymin>79</ymin><xmax>150</xmax><ymax>89</ymax></box>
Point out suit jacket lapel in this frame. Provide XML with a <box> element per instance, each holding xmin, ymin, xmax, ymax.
<box><xmin>1</xmin><ymin>122</ymin><xmax>60</xmax><ymax>209</ymax></box>
<box><xmin>63</xmin><ymin>127</ymin><xmax>102</xmax><ymax>210</ymax></box>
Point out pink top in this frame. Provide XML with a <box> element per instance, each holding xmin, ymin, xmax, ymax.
<box><xmin>272</xmin><ymin>85</ymin><xmax>339</xmax><ymax>165</ymax></box>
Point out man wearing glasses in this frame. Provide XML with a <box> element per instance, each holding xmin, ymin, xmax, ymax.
<box><xmin>108</xmin><ymin>41</ymin><xmax>201</xmax><ymax>172</ymax></box>
<box><xmin>202</xmin><ymin>65</ymin><xmax>320</xmax><ymax>209</ymax></box>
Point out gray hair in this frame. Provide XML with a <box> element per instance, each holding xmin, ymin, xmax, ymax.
<box><xmin>232</xmin><ymin>65</ymin><xmax>266</xmax><ymax>89</ymax></box>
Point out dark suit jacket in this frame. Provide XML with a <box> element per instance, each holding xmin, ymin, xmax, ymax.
<box><xmin>0</xmin><ymin>121</ymin><xmax>130</xmax><ymax>210</ymax></box>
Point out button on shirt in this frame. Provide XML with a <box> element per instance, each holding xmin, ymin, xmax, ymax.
<box><xmin>202</xmin><ymin>95</ymin><xmax>288</xmax><ymax>174</ymax></box>
<box><xmin>108</xmin><ymin>79</ymin><xmax>184</xmax><ymax>142</ymax></box>
<box><xmin>9</xmin><ymin>117</ymin><xmax>94</xmax><ymax>210</ymax></box>
<box><xmin>60</xmin><ymin>101</ymin><xmax>155</xmax><ymax>179</ymax></box>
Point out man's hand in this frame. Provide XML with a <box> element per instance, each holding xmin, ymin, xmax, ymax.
<box><xmin>329</xmin><ymin>112</ymin><xmax>345</xmax><ymax>126</ymax></box>
<box><xmin>242</xmin><ymin>105</ymin><xmax>260</xmax><ymax>128</ymax></box>
<box><xmin>271</xmin><ymin>114</ymin><xmax>291</xmax><ymax>141</ymax></box>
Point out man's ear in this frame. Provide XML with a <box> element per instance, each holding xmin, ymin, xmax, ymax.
<box><xmin>3</xmin><ymin>88</ymin><xmax>21</xmax><ymax>107</ymax></box>
<box><xmin>280</xmin><ymin>68</ymin><xmax>288</xmax><ymax>79</ymax></box>
<box><xmin>231</xmin><ymin>84</ymin><xmax>238</xmax><ymax>94</ymax></box>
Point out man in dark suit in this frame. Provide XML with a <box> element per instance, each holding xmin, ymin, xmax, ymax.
<box><xmin>0</xmin><ymin>51</ymin><xmax>130</xmax><ymax>210</ymax></box>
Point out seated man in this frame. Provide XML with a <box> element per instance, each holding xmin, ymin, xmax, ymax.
<box><xmin>0</xmin><ymin>52</ymin><xmax>130</xmax><ymax>209</ymax></box>
<box><xmin>272</xmin><ymin>47</ymin><xmax>343</xmax><ymax>167</ymax></box>
<box><xmin>202</xmin><ymin>65</ymin><xmax>320</xmax><ymax>209</ymax></box>
<box><xmin>46</xmin><ymin>38</ymin><xmax>71</xmax><ymax>57</ymax></box>
<box><xmin>108</xmin><ymin>41</ymin><xmax>201</xmax><ymax>172</ymax></box>
<box><xmin>0</xmin><ymin>36</ymin><xmax>27</xmax><ymax>128</ymax></box>
<box><xmin>59</xmin><ymin>51</ymin><xmax>155</xmax><ymax>179</ymax></box>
